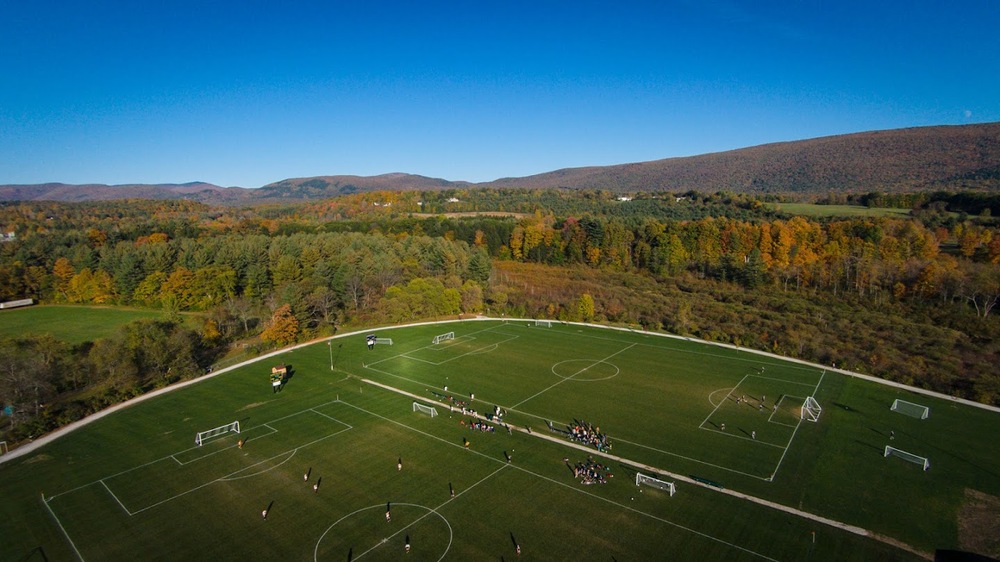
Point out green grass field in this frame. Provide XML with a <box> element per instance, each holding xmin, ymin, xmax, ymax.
<box><xmin>0</xmin><ymin>305</ymin><xmax>197</xmax><ymax>344</ymax></box>
<box><xmin>772</xmin><ymin>203</ymin><xmax>914</xmax><ymax>218</ymax></box>
<box><xmin>1</xmin><ymin>320</ymin><xmax>998</xmax><ymax>561</ymax></box>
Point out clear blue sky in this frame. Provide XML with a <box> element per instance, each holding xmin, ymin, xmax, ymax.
<box><xmin>2</xmin><ymin>0</ymin><xmax>998</xmax><ymax>188</ymax></box>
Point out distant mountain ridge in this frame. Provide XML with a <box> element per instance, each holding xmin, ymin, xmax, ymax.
<box><xmin>3</xmin><ymin>123</ymin><xmax>998</xmax><ymax>204</ymax></box>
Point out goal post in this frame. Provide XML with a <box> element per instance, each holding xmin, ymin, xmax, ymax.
<box><xmin>635</xmin><ymin>473</ymin><xmax>676</xmax><ymax>496</ymax></box>
<box><xmin>195</xmin><ymin>421</ymin><xmax>240</xmax><ymax>446</ymax></box>
<box><xmin>432</xmin><ymin>332</ymin><xmax>455</xmax><ymax>344</ymax></box>
<box><xmin>890</xmin><ymin>399</ymin><xmax>929</xmax><ymax>419</ymax></box>
<box><xmin>801</xmin><ymin>396</ymin><xmax>822</xmax><ymax>422</ymax></box>
<box><xmin>534</xmin><ymin>319</ymin><xmax>553</xmax><ymax>327</ymax></box>
<box><xmin>412</xmin><ymin>402</ymin><xmax>438</xmax><ymax>417</ymax></box>
<box><xmin>884</xmin><ymin>445</ymin><xmax>930</xmax><ymax>471</ymax></box>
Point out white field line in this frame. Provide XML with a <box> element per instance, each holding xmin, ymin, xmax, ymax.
<box><xmin>46</xmin><ymin>405</ymin><xmax>351</xmax><ymax>512</ymax></box>
<box><xmin>699</xmin><ymin>374</ymin><xmax>749</xmax><ymax>429</ymax></box>
<box><xmin>358</xmin><ymin>377</ymin><xmax>931</xmax><ymax>559</ymax></box>
<box><xmin>510</xmin><ymin>343</ymin><xmax>636</xmax><ymax>409</ymax></box>
<box><xmin>41</xmin><ymin>493</ymin><xmax>86</xmax><ymax>562</ymax></box>
<box><xmin>99</xmin><ymin>479</ymin><xmax>131</xmax><ymax>515</ymax></box>
<box><xmin>343</xmin><ymin>466</ymin><xmax>508</xmax><ymax>562</ymax></box>
<box><xmin>341</xmin><ymin>395</ymin><xmax>778</xmax><ymax>561</ymax></box>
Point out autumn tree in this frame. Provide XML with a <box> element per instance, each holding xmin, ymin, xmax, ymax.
<box><xmin>261</xmin><ymin>304</ymin><xmax>300</xmax><ymax>346</ymax></box>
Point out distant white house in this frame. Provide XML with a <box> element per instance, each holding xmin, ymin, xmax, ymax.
<box><xmin>446</xmin><ymin>197</ymin><xmax>460</xmax><ymax>203</ymax></box>
<box><xmin>1</xmin><ymin>231</ymin><xmax>15</xmax><ymax>242</ymax></box>
<box><xmin>616</xmin><ymin>196</ymin><xmax>632</xmax><ymax>202</ymax></box>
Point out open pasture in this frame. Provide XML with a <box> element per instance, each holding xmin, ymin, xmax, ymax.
<box><xmin>1</xmin><ymin>319</ymin><xmax>998</xmax><ymax>561</ymax></box>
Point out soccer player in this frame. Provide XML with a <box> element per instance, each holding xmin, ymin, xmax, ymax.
<box><xmin>261</xmin><ymin>508</ymin><xmax>268</xmax><ymax>520</ymax></box>
<box><xmin>405</xmin><ymin>535</ymin><xmax>411</xmax><ymax>553</ymax></box>
<box><xmin>751</xmin><ymin>430</ymin><xmax>757</xmax><ymax>440</ymax></box>
<box><xmin>397</xmin><ymin>457</ymin><xmax>402</xmax><ymax>471</ymax></box>
<box><xmin>449</xmin><ymin>482</ymin><xmax>455</xmax><ymax>498</ymax></box>
<box><xmin>720</xmin><ymin>423</ymin><xmax>726</xmax><ymax>431</ymax></box>
<box><xmin>238</xmin><ymin>439</ymin><xmax>244</xmax><ymax>449</ymax></box>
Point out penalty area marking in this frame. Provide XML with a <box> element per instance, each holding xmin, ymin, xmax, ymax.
<box><xmin>709</xmin><ymin>387</ymin><xmax>737</xmax><ymax>408</ymax></box>
<box><xmin>313</xmin><ymin>503</ymin><xmax>453</xmax><ymax>562</ymax></box>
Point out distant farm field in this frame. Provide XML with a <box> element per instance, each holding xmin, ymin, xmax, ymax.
<box><xmin>0</xmin><ymin>305</ymin><xmax>195</xmax><ymax>344</ymax></box>
<box><xmin>1</xmin><ymin>319</ymin><xmax>997</xmax><ymax>561</ymax></box>
<box><xmin>774</xmin><ymin>203</ymin><xmax>914</xmax><ymax>218</ymax></box>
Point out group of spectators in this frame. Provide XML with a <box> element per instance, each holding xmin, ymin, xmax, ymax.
<box><xmin>566</xmin><ymin>420</ymin><xmax>612</xmax><ymax>452</ymax></box>
<box><xmin>460</xmin><ymin>419</ymin><xmax>497</xmax><ymax>433</ymax></box>
<box><xmin>566</xmin><ymin>456</ymin><xmax>613</xmax><ymax>485</ymax></box>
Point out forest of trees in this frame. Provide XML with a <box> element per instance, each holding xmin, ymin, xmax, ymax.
<box><xmin>0</xmin><ymin>189</ymin><xmax>998</xmax><ymax>445</ymax></box>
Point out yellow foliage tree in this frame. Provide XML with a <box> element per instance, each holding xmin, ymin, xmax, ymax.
<box><xmin>261</xmin><ymin>304</ymin><xmax>300</xmax><ymax>347</ymax></box>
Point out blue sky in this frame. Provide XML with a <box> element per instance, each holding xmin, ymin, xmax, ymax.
<box><xmin>2</xmin><ymin>0</ymin><xmax>998</xmax><ymax>188</ymax></box>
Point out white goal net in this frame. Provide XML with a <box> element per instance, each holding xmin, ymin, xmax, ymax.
<box><xmin>801</xmin><ymin>396</ymin><xmax>822</xmax><ymax>422</ymax></box>
<box><xmin>534</xmin><ymin>319</ymin><xmax>553</xmax><ymax>327</ymax></box>
<box><xmin>195</xmin><ymin>421</ymin><xmax>240</xmax><ymax>446</ymax></box>
<box><xmin>413</xmin><ymin>402</ymin><xmax>438</xmax><ymax>417</ymax></box>
<box><xmin>884</xmin><ymin>445</ymin><xmax>930</xmax><ymax>471</ymax></box>
<box><xmin>636</xmin><ymin>473</ymin><xmax>676</xmax><ymax>496</ymax></box>
<box><xmin>375</xmin><ymin>338</ymin><xmax>393</xmax><ymax>345</ymax></box>
<box><xmin>433</xmin><ymin>332</ymin><xmax>455</xmax><ymax>344</ymax></box>
<box><xmin>890</xmin><ymin>399</ymin><xmax>929</xmax><ymax>419</ymax></box>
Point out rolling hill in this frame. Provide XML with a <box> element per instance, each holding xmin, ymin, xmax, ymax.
<box><xmin>2</xmin><ymin>122</ymin><xmax>998</xmax><ymax>204</ymax></box>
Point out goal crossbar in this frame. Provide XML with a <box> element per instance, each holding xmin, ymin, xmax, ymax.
<box><xmin>432</xmin><ymin>332</ymin><xmax>455</xmax><ymax>344</ymax></box>
<box><xmin>195</xmin><ymin>421</ymin><xmax>240</xmax><ymax>446</ymax></box>
<box><xmin>412</xmin><ymin>402</ymin><xmax>438</xmax><ymax>417</ymax></box>
<box><xmin>890</xmin><ymin>399</ymin><xmax>929</xmax><ymax>419</ymax></box>
<box><xmin>801</xmin><ymin>396</ymin><xmax>822</xmax><ymax>422</ymax></box>
<box><xmin>636</xmin><ymin>472</ymin><xmax>676</xmax><ymax>496</ymax></box>
<box><xmin>884</xmin><ymin>445</ymin><xmax>930</xmax><ymax>471</ymax></box>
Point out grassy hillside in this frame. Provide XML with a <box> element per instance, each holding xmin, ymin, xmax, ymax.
<box><xmin>0</xmin><ymin>305</ymin><xmax>190</xmax><ymax>345</ymax></box>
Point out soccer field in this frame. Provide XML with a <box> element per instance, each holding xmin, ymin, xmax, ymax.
<box><xmin>1</xmin><ymin>319</ymin><xmax>998</xmax><ymax>561</ymax></box>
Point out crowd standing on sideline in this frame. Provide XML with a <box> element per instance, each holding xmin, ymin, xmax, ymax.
<box><xmin>567</xmin><ymin>420</ymin><xmax>612</xmax><ymax>452</ymax></box>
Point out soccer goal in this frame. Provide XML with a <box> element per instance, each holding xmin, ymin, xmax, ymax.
<box><xmin>375</xmin><ymin>338</ymin><xmax>393</xmax><ymax>345</ymax></box>
<box><xmin>413</xmin><ymin>402</ymin><xmax>438</xmax><ymax>417</ymax></box>
<box><xmin>890</xmin><ymin>399</ymin><xmax>929</xmax><ymax>419</ymax></box>
<box><xmin>195</xmin><ymin>421</ymin><xmax>240</xmax><ymax>446</ymax></box>
<box><xmin>636</xmin><ymin>473</ymin><xmax>676</xmax><ymax>496</ymax></box>
<box><xmin>534</xmin><ymin>319</ymin><xmax>553</xmax><ymax>327</ymax></box>
<box><xmin>433</xmin><ymin>332</ymin><xmax>455</xmax><ymax>344</ymax></box>
<box><xmin>884</xmin><ymin>445</ymin><xmax>930</xmax><ymax>471</ymax></box>
<box><xmin>801</xmin><ymin>396</ymin><xmax>822</xmax><ymax>422</ymax></box>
